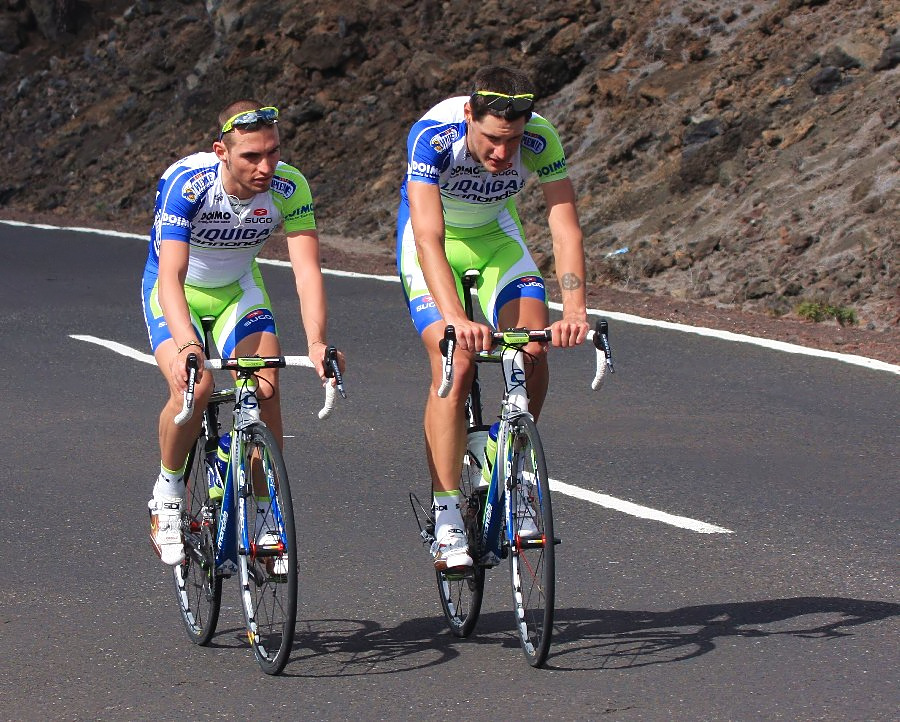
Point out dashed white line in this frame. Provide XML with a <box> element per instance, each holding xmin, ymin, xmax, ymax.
<box><xmin>71</xmin><ymin>332</ymin><xmax>735</xmax><ymax>533</ymax></box>
<box><xmin>550</xmin><ymin>479</ymin><xmax>733</xmax><ymax>534</ymax></box>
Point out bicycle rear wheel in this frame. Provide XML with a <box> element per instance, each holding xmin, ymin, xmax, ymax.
<box><xmin>506</xmin><ymin>415</ymin><xmax>555</xmax><ymax>667</ymax></box>
<box><xmin>435</xmin><ymin>426</ymin><xmax>487</xmax><ymax>637</ymax></box>
<box><xmin>236</xmin><ymin>422</ymin><xmax>297</xmax><ymax>675</ymax></box>
<box><xmin>173</xmin><ymin>434</ymin><xmax>222</xmax><ymax>645</ymax></box>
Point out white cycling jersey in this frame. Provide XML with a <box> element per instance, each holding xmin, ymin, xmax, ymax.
<box><xmin>145</xmin><ymin>152</ymin><xmax>315</xmax><ymax>288</ymax></box>
<box><xmin>401</xmin><ymin>96</ymin><xmax>569</xmax><ymax>228</ymax></box>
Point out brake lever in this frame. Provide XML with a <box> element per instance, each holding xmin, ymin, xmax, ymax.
<box><xmin>324</xmin><ymin>345</ymin><xmax>347</xmax><ymax>399</ymax></box>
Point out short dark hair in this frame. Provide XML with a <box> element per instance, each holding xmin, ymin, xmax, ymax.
<box><xmin>469</xmin><ymin>66</ymin><xmax>535</xmax><ymax>122</ymax></box>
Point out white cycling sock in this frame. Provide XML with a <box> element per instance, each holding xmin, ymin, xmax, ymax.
<box><xmin>153</xmin><ymin>463</ymin><xmax>185</xmax><ymax>499</ymax></box>
<box><xmin>433</xmin><ymin>490</ymin><xmax>463</xmax><ymax>541</ymax></box>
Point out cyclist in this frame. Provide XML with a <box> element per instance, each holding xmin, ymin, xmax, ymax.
<box><xmin>142</xmin><ymin>99</ymin><xmax>342</xmax><ymax>565</ymax></box>
<box><xmin>397</xmin><ymin>66</ymin><xmax>590</xmax><ymax>570</ymax></box>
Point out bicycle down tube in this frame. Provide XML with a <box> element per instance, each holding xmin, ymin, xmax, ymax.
<box><xmin>426</xmin><ymin>269</ymin><xmax>614</xmax><ymax>666</ymax></box>
<box><xmin>171</xmin><ymin>327</ymin><xmax>344</xmax><ymax>675</ymax></box>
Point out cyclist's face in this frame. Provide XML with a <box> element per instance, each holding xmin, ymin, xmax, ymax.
<box><xmin>463</xmin><ymin>105</ymin><xmax>526</xmax><ymax>174</ymax></box>
<box><xmin>214</xmin><ymin>125</ymin><xmax>281</xmax><ymax>198</ymax></box>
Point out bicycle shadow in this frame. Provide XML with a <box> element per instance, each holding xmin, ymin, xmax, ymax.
<box><xmin>546</xmin><ymin>596</ymin><xmax>900</xmax><ymax>671</ymax></box>
<box><xmin>197</xmin><ymin>596</ymin><xmax>898</xmax><ymax>675</ymax></box>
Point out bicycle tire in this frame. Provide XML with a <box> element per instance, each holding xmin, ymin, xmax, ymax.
<box><xmin>506</xmin><ymin>415</ymin><xmax>555</xmax><ymax>667</ymax></box>
<box><xmin>236</xmin><ymin>422</ymin><xmax>298</xmax><ymax>675</ymax></box>
<box><xmin>173</xmin><ymin>434</ymin><xmax>222</xmax><ymax>646</ymax></box>
<box><xmin>435</xmin><ymin>427</ymin><xmax>487</xmax><ymax>637</ymax></box>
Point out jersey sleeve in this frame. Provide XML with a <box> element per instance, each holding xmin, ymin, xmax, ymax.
<box><xmin>272</xmin><ymin>163</ymin><xmax>316</xmax><ymax>233</ymax></box>
<box><xmin>405</xmin><ymin>119</ymin><xmax>457</xmax><ymax>185</ymax></box>
<box><xmin>154</xmin><ymin>163</ymin><xmax>213</xmax><ymax>242</ymax></box>
<box><xmin>521</xmin><ymin>116</ymin><xmax>569</xmax><ymax>183</ymax></box>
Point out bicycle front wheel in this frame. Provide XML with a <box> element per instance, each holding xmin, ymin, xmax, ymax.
<box><xmin>506</xmin><ymin>415</ymin><xmax>555</xmax><ymax>667</ymax></box>
<box><xmin>236</xmin><ymin>422</ymin><xmax>298</xmax><ymax>675</ymax></box>
<box><xmin>436</xmin><ymin>426</ymin><xmax>487</xmax><ymax>637</ymax></box>
<box><xmin>173</xmin><ymin>434</ymin><xmax>222</xmax><ymax>646</ymax></box>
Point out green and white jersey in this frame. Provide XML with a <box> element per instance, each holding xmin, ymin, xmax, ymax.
<box><xmin>146</xmin><ymin>152</ymin><xmax>315</xmax><ymax>288</ymax></box>
<box><xmin>401</xmin><ymin>96</ymin><xmax>569</xmax><ymax>229</ymax></box>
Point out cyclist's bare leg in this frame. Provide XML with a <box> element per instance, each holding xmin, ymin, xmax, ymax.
<box><xmin>496</xmin><ymin>296</ymin><xmax>550</xmax><ymax>420</ymax></box>
<box><xmin>233</xmin><ymin>330</ymin><xmax>283</xmax><ymax>445</ymax></box>
<box><xmin>233</xmin><ymin>330</ymin><xmax>282</xmax><ymax>499</ymax></box>
<box><xmin>156</xmin><ymin>338</ymin><xmax>214</xmax><ymax>476</ymax></box>
<box><xmin>422</xmin><ymin>320</ymin><xmax>476</xmax><ymax>494</ymax></box>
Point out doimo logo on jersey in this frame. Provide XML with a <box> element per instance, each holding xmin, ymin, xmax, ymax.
<box><xmin>536</xmin><ymin>158</ymin><xmax>567</xmax><ymax>178</ymax></box>
<box><xmin>408</xmin><ymin>160</ymin><xmax>439</xmax><ymax>179</ymax></box>
<box><xmin>284</xmin><ymin>203</ymin><xmax>314</xmax><ymax>222</ymax></box>
<box><xmin>199</xmin><ymin>210</ymin><xmax>233</xmax><ymax>222</ymax></box>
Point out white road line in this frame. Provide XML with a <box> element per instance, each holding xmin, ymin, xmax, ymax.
<box><xmin>550</xmin><ymin>479</ymin><xmax>733</xmax><ymax>534</ymax></box>
<box><xmin>70</xmin><ymin>334</ymin><xmax>155</xmax><ymax>364</ymax></box>
<box><xmin>70</xmin><ymin>332</ymin><xmax>736</xmax><ymax>533</ymax></box>
<box><xmin>7</xmin><ymin>218</ymin><xmax>897</xmax><ymax>375</ymax></box>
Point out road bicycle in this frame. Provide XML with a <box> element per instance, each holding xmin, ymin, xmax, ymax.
<box><xmin>170</xmin><ymin>318</ymin><xmax>345</xmax><ymax>675</ymax></box>
<box><xmin>411</xmin><ymin>270</ymin><xmax>613</xmax><ymax>667</ymax></box>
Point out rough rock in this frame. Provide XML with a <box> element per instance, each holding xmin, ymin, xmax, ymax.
<box><xmin>0</xmin><ymin>0</ymin><xmax>897</xmax><ymax>332</ymax></box>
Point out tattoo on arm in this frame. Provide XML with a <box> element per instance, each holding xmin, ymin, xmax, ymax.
<box><xmin>560</xmin><ymin>273</ymin><xmax>583</xmax><ymax>291</ymax></box>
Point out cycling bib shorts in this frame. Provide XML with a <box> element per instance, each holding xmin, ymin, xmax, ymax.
<box><xmin>142</xmin><ymin>261</ymin><xmax>276</xmax><ymax>358</ymax></box>
<box><xmin>397</xmin><ymin>199</ymin><xmax>546</xmax><ymax>334</ymax></box>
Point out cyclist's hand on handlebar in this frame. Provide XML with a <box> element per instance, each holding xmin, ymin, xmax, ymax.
<box><xmin>308</xmin><ymin>342</ymin><xmax>345</xmax><ymax>385</ymax></box>
<box><xmin>548</xmin><ymin>317</ymin><xmax>590</xmax><ymax>348</ymax></box>
<box><xmin>447</xmin><ymin>317</ymin><xmax>493</xmax><ymax>353</ymax></box>
<box><xmin>170</xmin><ymin>343</ymin><xmax>205</xmax><ymax>392</ymax></box>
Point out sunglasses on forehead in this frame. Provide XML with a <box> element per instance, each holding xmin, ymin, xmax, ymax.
<box><xmin>471</xmin><ymin>90</ymin><xmax>535</xmax><ymax>113</ymax></box>
<box><xmin>218</xmin><ymin>106</ymin><xmax>279</xmax><ymax>139</ymax></box>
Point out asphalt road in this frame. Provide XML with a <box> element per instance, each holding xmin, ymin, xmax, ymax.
<box><xmin>1</xmin><ymin>224</ymin><xmax>897</xmax><ymax>720</ymax></box>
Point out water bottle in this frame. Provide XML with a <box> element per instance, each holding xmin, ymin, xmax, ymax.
<box><xmin>481</xmin><ymin>422</ymin><xmax>500</xmax><ymax>485</ymax></box>
<box><xmin>216</xmin><ymin>432</ymin><xmax>231</xmax><ymax>479</ymax></box>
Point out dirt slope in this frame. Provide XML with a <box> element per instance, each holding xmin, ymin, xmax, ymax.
<box><xmin>1</xmin><ymin>0</ymin><xmax>897</xmax><ymax>361</ymax></box>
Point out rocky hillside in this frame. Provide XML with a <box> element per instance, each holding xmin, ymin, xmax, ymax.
<box><xmin>2</xmin><ymin>0</ymin><xmax>898</xmax><ymax>328</ymax></box>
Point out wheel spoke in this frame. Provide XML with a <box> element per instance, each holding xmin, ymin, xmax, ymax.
<box><xmin>236</xmin><ymin>423</ymin><xmax>297</xmax><ymax>675</ymax></box>
<box><xmin>435</xmin><ymin>426</ymin><xmax>487</xmax><ymax>637</ymax></box>
<box><xmin>172</xmin><ymin>434</ymin><xmax>222</xmax><ymax>646</ymax></box>
<box><xmin>507</xmin><ymin>417</ymin><xmax>555</xmax><ymax>666</ymax></box>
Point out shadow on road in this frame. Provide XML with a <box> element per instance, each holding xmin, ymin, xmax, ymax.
<box><xmin>547</xmin><ymin>596</ymin><xmax>900</xmax><ymax>670</ymax></box>
<box><xmin>253</xmin><ymin>596</ymin><xmax>897</xmax><ymax>675</ymax></box>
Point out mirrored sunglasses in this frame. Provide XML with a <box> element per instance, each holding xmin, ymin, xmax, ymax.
<box><xmin>472</xmin><ymin>91</ymin><xmax>534</xmax><ymax>113</ymax></box>
<box><xmin>219</xmin><ymin>106</ymin><xmax>279</xmax><ymax>139</ymax></box>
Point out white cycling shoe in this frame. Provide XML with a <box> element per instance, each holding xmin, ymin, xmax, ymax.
<box><xmin>149</xmin><ymin>497</ymin><xmax>185</xmax><ymax>565</ymax></box>
<box><xmin>431</xmin><ymin>528</ymin><xmax>473</xmax><ymax>571</ymax></box>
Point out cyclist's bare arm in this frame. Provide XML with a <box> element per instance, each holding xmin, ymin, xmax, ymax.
<box><xmin>285</xmin><ymin>229</ymin><xmax>337</xmax><ymax>383</ymax></box>
<box><xmin>158</xmin><ymin>238</ymin><xmax>206</xmax><ymax>389</ymax></box>
<box><xmin>542</xmin><ymin>178</ymin><xmax>589</xmax><ymax>348</ymax></box>
<box><xmin>408</xmin><ymin>181</ymin><xmax>492</xmax><ymax>352</ymax></box>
